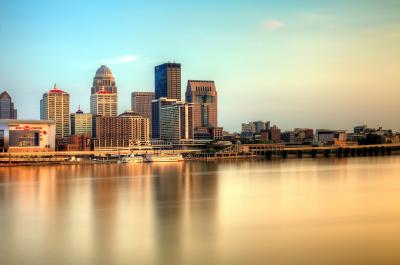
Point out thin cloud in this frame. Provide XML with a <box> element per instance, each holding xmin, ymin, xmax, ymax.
<box><xmin>104</xmin><ymin>55</ymin><xmax>139</xmax><ymax>65</ymax></box>
<box><xmin>263</xmin><ymin>20</ymin><xmax>285</xmax><ymax>30</ymax></box>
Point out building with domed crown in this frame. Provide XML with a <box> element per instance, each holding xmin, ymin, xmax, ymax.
<box><xmin>90</xmin><ymin>65</ymin><xmax>118</xmax><ymax>117</ymax></box>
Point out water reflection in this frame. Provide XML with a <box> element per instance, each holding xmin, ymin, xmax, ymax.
<box><xmin>1</xmin><ymin>157</ymin><xmax>400</xmax><ymax>265</ymax></box>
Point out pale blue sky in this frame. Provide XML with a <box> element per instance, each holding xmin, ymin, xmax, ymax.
<box><xmin>1</xmin><ymin>0</ymin><xmax>399</xmax><ymax>131</ymax></box>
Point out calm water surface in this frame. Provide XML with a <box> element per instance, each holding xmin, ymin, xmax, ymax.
<box><xmin>1</xmin><ymin>157</ymin><xmax>400</xmax><ymax>265</ymax></box>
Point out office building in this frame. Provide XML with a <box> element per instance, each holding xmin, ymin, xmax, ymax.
<box><xmin>131</xmin><ymin>92</ymin><xmax>154</xmax><ymax>136</ymax></box>
<box><xmin>0</xmin><ymin>120</ymin><xmax>55</xmax><ymax>152</ymax></box>
<box><xmin>95</xmin><ymin>111</ymin><xmax>149</xmax><ymax>150</ymax></box>
<box><xmin>152</xmin><ymin>97</ymin><xmax>180</xmax><ymax>139</ymax></box>
<box><xmin>70</xmin><ymin>109</ymin><xmax>94</xmax><ymax>137</ymax></box>
<box><xmin>40</xmin><ymin>84</ymin><xmax>70</xmax><ymax>140</ymax></box>
<box><xmin>185</xmin><ymin>80</ymin><xmax>218</xmax><ymax>129</ymax></box>
<box><xmin>160</xmin><ymin>102</ymin><xmax>193</xmax><ymax>144</ymax></box>
<box><xmin>155</xmin><ymin>63</ymin><xmax>181</xmax><ymax>100</ymax></box>
<box><xmin>0</xmin><ymin>91</ymin><xmax>17</xmax><ymax>119</ymax></box>
<box><xmin>90</xmin><ymin>65</ymin><xmax>118</xmax><ymax>116</ymax></box>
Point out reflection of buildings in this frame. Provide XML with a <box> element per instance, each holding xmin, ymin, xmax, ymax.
<box><xmin>151</xmin><ymin>162</ymin><xmax>219</xmax><ymax>265</ymax></box>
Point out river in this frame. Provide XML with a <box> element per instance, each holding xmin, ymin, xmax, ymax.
<box><xmin>1</xmin><ymin>157</ymin><xmax>400</xmax><ymax>265</ymax></box>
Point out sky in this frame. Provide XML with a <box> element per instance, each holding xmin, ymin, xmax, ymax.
<box><xmin>0</xmin><ymin>0</ymin><xmax>399</xmax><ymax>132</ymax></box>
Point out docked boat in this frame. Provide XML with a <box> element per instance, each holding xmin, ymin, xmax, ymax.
<box><xmin>144</xmin><ymin>154</ymin><xmax>183</xmax><ymax>163</ymax></box>
<box><xmin>120</xmin><ymin>155</ymin><xmax>144</xmax><ymax>163</ymax></box>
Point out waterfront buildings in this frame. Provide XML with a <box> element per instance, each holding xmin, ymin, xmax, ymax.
<box><xmin>40</xmin><ymin>85</ymin><xmax>70</xmax><ymax>141</ymax></box>
<box><xmin>70</xmin><ymin>109</ymin><xmax>94</xmax><ymax>137</ymax></box>
<box><xmin>314</xmin><ymin>129</ymin><xmax>346</xmax><ymax>146</ymax></box>
<box><xmin>0</xmin><ymin>91</ymin><xmax>17</xmax><ymax>119</ymax></box>
<box><xmin>159</xmin><ymin>102</ymin><xmax>194</xmax><ymax>144</ymax></box>
<box><xmin>131</xmin><ymin>92</ymin><xmax>154</xmax><ymax>137</ymax></box>
<box><xmin>95</xmin><ymin>111</ymin><xmax>149</xmax><ymax>150</ymax></box>
<box><xmin>0</xmin><ymin>119</ymin><xmax>55</xmax><ymax>152</ymax></box>
<box><xmin>90</xmin><ymin>65</ymin><xmax>117</xmax><ymax>117</ymax></box>
<box><xmin>155</xmin><ymin>63</ymin><xmax>181</xmax><ymax>100</ymax></box>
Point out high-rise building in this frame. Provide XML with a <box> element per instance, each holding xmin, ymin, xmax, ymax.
<box><xmin>40</xmin><ymin>84</ymin><xmax>70</xmax><ymax>140</ymax></box>
<box><xmin>0</xmin><ymin>91</ymin><xmax>17</xmax><ymax>119</ymax></box>
<box><xmin>90</xmin><ymin>65</ymin><xmax>118</xmax><ymax>117</ymax></box>
<box><xmin>70</xmin><ymin>108</ymin><xmax>94</xmax><ymax>137</ymax></box>
<box><xmin>95</xmin><ymin>111</ymin><xmax>149</xmax><ymax>149</ymax></box>
<box><xmin>151</xmin><ymin>97</ymin><xmax>180</xmax><ymax>139</ymax></box>
<box><xmin>131</xmin><ymin>92</ymin><xmax>154</xmax><ymax>137</ymax></box>
<box><xmin>160</xmin><ymin>102</ymin><xmax>193</xmax><ymax>144</ymax></box>
<box><xmin>185</xmin><ymin>80</ymin><xmax>218</xmax><ymax>129</ymax></box>
<box><xmin>155</xmin><ymin>63</ymin><xmax>181</xmax><ymax>100</ymax></box>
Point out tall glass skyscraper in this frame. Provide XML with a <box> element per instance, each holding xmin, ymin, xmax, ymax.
<box><xmin>154</xmin><ymin>63</ymin><xmax>181</xmax><ymax>100</ymax></box>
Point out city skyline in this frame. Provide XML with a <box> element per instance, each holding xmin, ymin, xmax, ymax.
<box><xmin>1</xmin><ymin>1</ymin><xmax>400</xmax><ymax>132</ymax></box>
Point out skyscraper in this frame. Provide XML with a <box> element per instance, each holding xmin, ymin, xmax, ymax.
<box><xmin>155</xmin><ymin>63</ymin><xmax>181</xmax><ymax>100</ymax></box>
<box><xmin>40</xmin><ymin>84</ymin><xmax>70</xmax><ymax>140</ymax></box>
<box><xmin>90</xmin><ymin>65</ymin><xmax>118</xmax><ymax>117</ymax></box>
<box><xmin>185</xmin><ymin>80</ymin><xmax>218</xmax><ymax>129</ymax></box>
<box><xmin>131</xmin><ymin>92</ymin><xmax>154</xmax><ymax>137</ymax></box>
<box><xmin>0</xmin><ymin>91</ymin><xmax>17</xmax><ymax>119</ymax></box>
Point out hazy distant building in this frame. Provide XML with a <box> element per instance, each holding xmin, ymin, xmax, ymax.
<box><xmin>155</xmin><ymin>63</ymin><xmax>181</xmax><ymax>100</ymax></box>
<box><xmin>314</xmin><ymin>129</ymin><xmax>346</xmax><ymax>146</ymax></box>
<box><xmin>282</xmin><ymin>131</ymin><xmax>296</xmax><ymax>144</ymax></box>
<box><xmin>186</xmin><ymin>80</ymin><xmax>218</xmax><ymax>129</ymax></box>
<box><xmin>40</xmin><ymin>84</ymin><xmax>70</xmax><ymax>140</ymax></box>
<box><xmin>70</xmin><ymin>109</ymin><xmax>94</xmax><ymax>137</ymax></box>
<box><xmin>0</xmin><ymin>91</ymin><xmax>17</xmax><ymax>119</ymax></box>
<box><xmin>131</xmin><ymin>92</ymin><xmax>154</xmax><ymax>136</ymax></box>
<box><xmin>269</xmin><ymin>125</ymin><xmax>281</xmax><ymax>143</ymax></box>
<box><xmin>95</xmin><ymin>111</ymin><xmax>149</xmax><ymax>149</ymax></box>
<box><xmin>160</xmin><ymin>102</ymin><xmax>193</xmax><ymax>144</ymax></box>
<box><xmin>294</xmin><ymin>128</ymin><xmax>314</xmax><ymax>143</ymax></box>
<box><xmin>151</xmin><ymin>97</ymin><xmax>180</xmax><ymax>139</ymax></box>
<box><xmin>90</xmin><ymin>65</ymin><xmax>117</xmax><ymax>117</ymax></box>
<box><xmin>241</xmin><ymin>121</ymin><xmax>270</xmax><ymax>134</ymax></box>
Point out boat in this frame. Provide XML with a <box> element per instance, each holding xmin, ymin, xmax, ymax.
<box><xmin>120</xmin><ymin>155</ymin><xmax>144</xmax><ymax>163</ymax></box>
<box><xmin>143</xmin><ymin>153</ymin><xmax>183</xmax><ymax>163</ymax></box>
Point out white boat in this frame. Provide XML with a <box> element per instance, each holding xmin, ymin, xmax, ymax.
<box><xmin>121</xmin><ymin>155</ymin><xmax>144</xmax><ymax>163</ymax></box>
<box><xmin>144</xmin><ymin>154</ymin><xmax>183</xmax><ymax>163</ymax></box>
